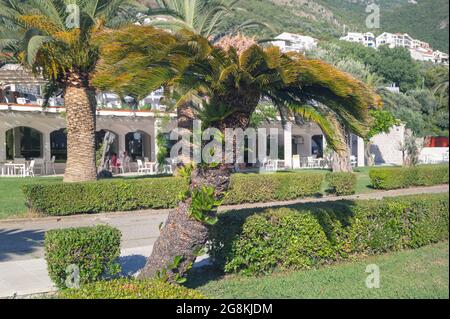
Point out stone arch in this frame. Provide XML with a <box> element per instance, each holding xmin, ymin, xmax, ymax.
<box><xmin>5</xmin><ymin>126</ymin><xmax>43</xmax><ymax>159</ymax></box>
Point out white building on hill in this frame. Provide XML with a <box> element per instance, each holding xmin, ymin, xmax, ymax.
<box><xmin>271</xmin><ymin>33</ymin><xmax>318</xmax><ymax>53</ymax></box>
<box><xmin>339</xmin><ymin>31</ymin><xmax>448</xmax><ymax>65</ymax></box>
<box><xmin>339</xmin><ymin>32</ymin><xmax>376</xmax><ymax>48</ymax></box>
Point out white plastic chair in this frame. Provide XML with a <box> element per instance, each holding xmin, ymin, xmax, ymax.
<box><xmin>137</xmin><ymin>159</ymin><xmax>146</xmax><ymax>173</ymax></box>
<box><xmin>307</xmin><ymin>156</ymin><xmax>314</xmax><ymax>168</ymax></box>
<box><xmin>25</xmin><ymin>160</ymin><xmax>35</xmax><ymax>177</ymax></box>
<box><xmin>292</xmin><ymin>155</ymin><xmax>301</xmax><ymax>169</ymax></box>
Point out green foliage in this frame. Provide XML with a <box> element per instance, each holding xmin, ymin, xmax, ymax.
<box><xmin>326</xmin><ymin>172</ymin><xmax>357</xmax><ymax>196</ymax></box>
<box><xmin>319</xmin><ymin>41</ymin><xmax>420</xmax><ymax>92</ymax></box>
<box><xmin>189</xmin><ymin>186</ymin><xmax>223</xmax><ymax>225</ymax></box>
<box><xmin>59</xmin><ymin>278</ymin><xmax>205</xmax><ymax>299</ymax></box>
<box><xmin>224</xmin><ymin>172</ymin><xmax>323</xmax><ymax>204</ymax></box>
<box><xmin>369</xmin><ymin>164</ymin><xmax>449</xmax><ymax>190</ymax></box>
<box><xmin>156</xmin><ymin>132</ymin><xmax>169</xmax><ymax>166</ymax></box>
<box><xmin>45</xmin><ymin>225</ymin><xmax>121</xmax><ymax>289</ymax></box>
<box><xmin>23</xmin><ymin>172</ymin><xmax>325</xmax><ymax>216</ymax></box>
<box><xmin>23</xmin><ymin>177</ymin><xmax>189</xmax><ymax>216</ymax></box>
<box><xmin>94</xmin><ymin>25</ymin><xmax>379</xmax><ymax>154</ymax></box>
<box><xmin>318</xmin><ymin>0</ymin><xmax>449</xmax><ymax>53</ymax></box>
<box><xmin>209</xmin><ymin>193</ymin><xmax>449</xmax><ymax>275</ymax></box>
<box><xmin>174</xmin><ymin>163</ymin><xmax>195</xmax><ymax>179</ymax></box>
<box><xmin>146</xmin><ymin>0</ymin><xmax>270</xmax><ymax>40</ymax></box>
<box><xmin>367</xmin><ymin>109</ymin><xmax>400</xmax><ymax>139</ymax></box>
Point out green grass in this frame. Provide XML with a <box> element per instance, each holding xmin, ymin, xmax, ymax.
<box><xmin>0</xmin><ymin>169</ymin><xmax>376</xmax><ymax>219</ymax></box>
<box><xmin>0</xmin><ymin>177</ymin><xmax>62</xmax><ymax>219</ymax></box>
<box><xmin>188</xmin><ymin>241</ymin><xmax>449</xmax><ymax>299</ymax></box>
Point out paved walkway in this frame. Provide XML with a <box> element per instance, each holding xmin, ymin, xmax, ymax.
<box><xmin>0</xmin><ymin>184</ymin><xmax>448</xmax><ymax>297</ymax></box>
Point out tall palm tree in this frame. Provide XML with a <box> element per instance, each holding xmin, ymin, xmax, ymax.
<box><xmin>0</xmin><ymin>0</ymin><xmax>140</xmax><ymax>182</ymax></box>
<box><xmin>144</xmin><ymin>0</ymin><xmax>270</xmax><ymax>41</ymax></box>
<box><xmin>94</xmin><ymin>25</ymin><xmax>380</xmax><ymax>280</ymax></box>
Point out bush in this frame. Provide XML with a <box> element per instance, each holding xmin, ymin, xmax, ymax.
<box><xmin>369</xmin><ymin>164</ymin><xmax>449</xmax><ymax>190</ymax></box>
<box><xmin>59</xmin><ymin>278</ymin><xmax>204</xmax><ymax>299</ymax></box>
<box><xmin>224</xmin><ymin>172</ymin><xmax>323</xmax><ymax>204</ymax></box>
<box><xmin>209</xmin><ymin>193</ymin><xmax>449</xmax><ymax>275</ymax></box>
<box><xmin>326</xmin><ymin>172</ymin><xmax>357</xmax><ymax>196</ymax></box>
<box><xmin>45</xmin><ymin>225</ymin><xmax>122</xmax><ymax>289</ymax></box>
<box><xmin>23</xmin><ymin>177</ymin><xmax>189</xmax><ymax>216</ymax></box>
<box><xmin>23</xmin><ymin>172</ymin><xmax>323</xmax><ymax>216</ymax></box>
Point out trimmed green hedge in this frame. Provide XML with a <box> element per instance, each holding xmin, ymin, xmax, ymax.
<box><xmin>224</xmin><ymin>172</ymin><xmax>323</xmax><ymax>204</ymax></box>
<box><xmin>209</xmin><ymin>193</ymin><xmax>449</xmax><ymax>275</ymax></box>
<box><xmin>59</xmin><ymin>278</ymin><xmax>204</xmax><ymax>299</ymax></box>
<box><xmin>45</xmin><ymin>225</ymin><xmax>121</xmax><ymax>289</ymax></box>
<box><xmin>23</xmin><ymin>172</ymin><xmax>323</xmax><ymax>216</ymax></box>
<box><xmin>369</xmin><ymin>165</ymin><xmax>449</xmax><ymax>190</ymax></box>
<box><xmin>326</xmin><ymin>172</ymin><xmax>357</xmax><ymax>196</ymax></box>
<box><xmin>24</xmin><ymin>177</ymin><xmax>189</xmax><ymax>216</ymax></box>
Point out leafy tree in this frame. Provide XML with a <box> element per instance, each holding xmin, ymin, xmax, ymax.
<box><xmin>365</xmin><ymin>109</ymin><xmax>400</xmax><ymax>166</ymax></box>
<box><xmin>94</xmin><ymin>25</ymin><xmax>380</xmax><ymax>281</ymax></box>
<box><xmin>318</xmin><ymin>41</ymin><xmax>420</xmax><ymax>92</ymax></box>
<box><xmin>0</xmin><ymin>0</ymin><xmax>141</xmax><ymax>182</ymax></box>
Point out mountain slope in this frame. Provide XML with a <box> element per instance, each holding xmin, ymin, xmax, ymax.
<box><xmin>317</xmin><ymin>0</ymin><xmax>449</xmax><ymax>52</ymax></box>
<box><xmin>141</xmin><ymin>0</ymin><xmax>449</xmax><ymax>52</ymax></box>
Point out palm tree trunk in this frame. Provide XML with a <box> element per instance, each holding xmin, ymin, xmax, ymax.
<box><xmin>138</xmin><ymin>165</ymin><xmax>231</xmax><ymax>280</ymax></box>
<box><xmin>63</xmin><ymin>73</ymin><xmax>97</xmax><ymax>182</ymax></box>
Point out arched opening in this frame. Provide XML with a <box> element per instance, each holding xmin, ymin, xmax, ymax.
<box><xmin>311</xmin><ymin>135</ymin><xmax>324</xmax><ymax>158</ymax></box>
<box><xmin>5</xmin><ymin>126</ymin><xmax>43</xmax><ymax>160</ymax></box>
<box><xmin>125</xmin><ymin>131</ymin><xmax>151</xmax><ymax>161</ymax></box>
<box><xmin>96</xmin><ymin>129</ymin><xmax>119</xmax><ymax>156</ymax></box>
<box><xmin>50</xmin><ymin>128</ymin><xmax>67</xmax><ymax>161</ymax></box>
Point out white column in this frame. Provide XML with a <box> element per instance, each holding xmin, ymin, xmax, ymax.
<box><xmin>0</xmin><ymin>130</ymin><xmax>6</xmax><ymax>161</ymax></box>
<box><xmin>152</xmin><ymin>119</ymin><xmax>161</xmax><ymax>162</ymax></box>
<box><xmin>304</xmin><ymin>134</ymin><xmax>312</xmax><ymax>156</ymax></box>
<box><xmin>43</xmin><ymin>131</ymin><xmax>51</xmax><ymax>161</ymax></box>
<box><xmin>118</xmin><ymin>133</ymin><xmax>126</xmax><ymax>154</ymax></box>
<box><xmin>357</xmin><ymin>136</ymin><xmax>365</xmax><ymax>167</ymax></box>
<box><xmin>322</xmin><ymin>135</ymin><xmax>327</xmax><ymax>157</ymax></box>
<box><xmin>283</xmin><ymin>122</ymin><xmax>292</xmax><ymax>168</ymax></box>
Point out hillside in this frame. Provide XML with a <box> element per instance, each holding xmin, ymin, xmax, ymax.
<box><xmin>317</xmin><ymin>0</ymin><xmax>449</xmax><ymax>52</ymax></box>
<box><xmin>227</xmin><ymin>0</ymin><xmax>448</xmax><ymax>52</ymax></box>
<box><xmin>141</xmin><ymin>0</ymin><xmax>449</xmax><ymax>52</ymax></box>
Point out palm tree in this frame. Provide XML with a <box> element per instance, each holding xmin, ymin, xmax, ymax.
<box><xmin>93</xmin><ymin>25</ymin><xmax>380</xmax><ymax>280</ymax></box>
<box><xmin>143</xmin><ymin>0</ymin><xmax>270</xmax><ymax>41</ymax></box>
<box><xmin>0</xmin><ymin>0</ymin><xmax>140</xmax><ymax>182</ymax></box>
<box><xmin>142</xmin><ymin>0</ymin><xmax>272</xmax><ymax>152</ymax></box>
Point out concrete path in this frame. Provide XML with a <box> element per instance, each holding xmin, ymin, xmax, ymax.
<box><xmin>0</xmin><ymin>184</ymin><xmax>448</xmax><ymax>297</ymax></box>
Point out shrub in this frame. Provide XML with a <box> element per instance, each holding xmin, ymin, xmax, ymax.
<box><xmin>59</xmin><ymin>278</ymin><xmax>205</xmax><ymax>299</ymax></box>
<box><xmin>326</xmin><ymin>172</ymin><xmax>357</xmax><ymax>196</ymax></box>
<box><xmin>224</xmin><ymin>172</ymin><xmax>323</xmax><ymax>204</ymax></box>
<box><xmin>369</xmin><ymin>164</ymin><xmax>449</xmax><ymax>190</ymax></box>
<box><xmin>45</xmin><ymin>225</ymin><xmax>122</xmax><ymax>289</ymax></box>
<box><xmin>23</xmin><ymin>172</ymin><xmax>323</xmax><ymax>216</ymax></box>
<box><xmin>209</xmin><ymin>193</ymin><xmax>449</xmax><ymax>275</ymax></box>
<box><xmin>23</xmin><ymin>177</ymin><xmax>189</xmax><ymax>216</ymax></box>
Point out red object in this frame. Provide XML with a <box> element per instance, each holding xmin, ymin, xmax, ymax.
<box><xmin>425</xmin><ymin>137</ymin><xmax>449</xmax><ymax>147</ymax></box>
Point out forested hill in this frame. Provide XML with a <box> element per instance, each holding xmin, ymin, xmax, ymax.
<box><xmin>143</xmin><ymin>0</ymin><xmax>448</xmax><ymax>53</ymax></box>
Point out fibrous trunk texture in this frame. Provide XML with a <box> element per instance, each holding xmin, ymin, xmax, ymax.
<box><xmin>138</xmin><ymin>165</ymin><xmax>231</xmax><ymax>280</ymax></box>
<box><xmin>63</xmin><ymin>72</ymin><xmax>97</xmax><ymax>182</ymax></box>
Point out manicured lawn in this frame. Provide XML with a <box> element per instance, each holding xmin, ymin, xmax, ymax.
<box><xmin>0</xmin><ymin>168</ymin><xmax>375</xmax><ymax>219</ymax></box>
<box><xmin>188</xmin><ymin>241</ymin><xmax>449</xmax><ymax>299</ymax></box>
<box><xmin>0</xmin><ymin>177</ymin><xmax>62</xmax><ymax>219</ymax></box>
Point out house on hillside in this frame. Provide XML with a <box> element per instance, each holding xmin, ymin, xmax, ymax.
<box><xmin>376</xmin><ymin>32</ymin><xmax>414</xmax><ymax>49</ymax></box>
<box><xmin>271</xmin><ymin>33</ymin><xmax>318</xmax><ymax>53</ymax></box>
<box><xmin>339</xmin><ymin>32</ymin><xmax>376</xmax><ymax>48</ymax></box>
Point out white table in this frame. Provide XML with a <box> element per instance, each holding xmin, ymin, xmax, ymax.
<box><xmin>2</xmin><ymin>163</ymin><xmax>26</xmax><ymax>177</ymax></box>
